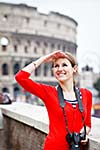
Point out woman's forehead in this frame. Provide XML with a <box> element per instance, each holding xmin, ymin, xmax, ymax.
<box><xmin>54</xmin><ymin>58</ymin><xmax>71</xmax><ymax>64</ymax></box>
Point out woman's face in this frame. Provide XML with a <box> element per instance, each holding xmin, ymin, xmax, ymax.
<box><xmin>53</xmin><ymin>58</ymin><xmax>76</xmax><ymax>82</ymax></box>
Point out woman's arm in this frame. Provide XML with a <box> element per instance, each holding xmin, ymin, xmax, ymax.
<box><xmin>80</xmin><ymin>125</ymin><xmax>91</xmax><ymax>135</ymax></box>
<box><xmin>80</xmin><ymin>90</ymin><xmax>92</xmax><ymax>143</ymax></box>
<box><xmin>85</xmin><ymin>90</ymin><xmax>92</xmax><ymax>129</ymax></box>
<box><xmin>22</xmin><ymin>56</ymin><xmax>45</xmax><ymax>74</ymax></box>
<box><xmin>21</xmin><ymin>50</ymin><xmax>66</xmax><ymax>74</ymax></box>
<box><xmin>15</xmin><ymin>50</ymin><xmax>66</xmax><ymax>100</ymax></box>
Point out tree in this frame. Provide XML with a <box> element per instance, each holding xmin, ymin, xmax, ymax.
<box><xmin>93</xmin><ymin>77</ymin><xmax>100</xmax><ymax>98</ymax></box>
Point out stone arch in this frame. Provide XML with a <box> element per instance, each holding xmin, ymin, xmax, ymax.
<box><xmin>13</xmin><ymin>63</ymin><xmax>20</xmax><ymax>74</ymax></box>
<box><xmin>2</xmin><ymin>87</ymin><xmax>9</xmax><ymax>93</ymax></box>
<box><xmin>2</xmin><ymin>63</ymin><xmax>9</xmax><ymax>75</ymax></box>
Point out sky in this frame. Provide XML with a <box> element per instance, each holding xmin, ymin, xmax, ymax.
<box><xmin>0</xmin><ymin>0</ymin><xmax>100</xmax><ymax>73</ymax></box>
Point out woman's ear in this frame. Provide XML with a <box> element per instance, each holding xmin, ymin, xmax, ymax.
<box><xmin>73</xmin><ymin>65</ymin><xmax>78</xmax><ymax>73</ymax></box>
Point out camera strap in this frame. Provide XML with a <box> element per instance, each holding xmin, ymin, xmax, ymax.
<box><xmin>57</xmin><ymin>85</ymin><xmax>86</xmax><ymax>134</ymax></box>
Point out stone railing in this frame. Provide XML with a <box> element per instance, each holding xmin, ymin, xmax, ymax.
<box><xmin>0</xmin><ymin>102</ymin><xmax>100</xmax><ymax>150</ymax></box>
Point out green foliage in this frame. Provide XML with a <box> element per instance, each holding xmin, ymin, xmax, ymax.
<box><xmin>93</xmin><ymin>78</ymin><xmax>100</xmax><ymax>97</ymax></box>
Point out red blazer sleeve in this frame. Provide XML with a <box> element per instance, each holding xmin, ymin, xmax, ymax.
<box><xmin>15</xmin><ymin>70</ymin><xmax>52</xmax><ymax>102</ymax></box>
<box><xmin>84</xmin><ymin>89</ymin><xmax>92</xmax><ymax>128</ymax></box>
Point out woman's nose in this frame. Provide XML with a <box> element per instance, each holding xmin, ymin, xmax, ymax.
<box><xmin>58</xmin><ymin>65</ymin><xmax>63</xmax><ymax>70</ymax></box>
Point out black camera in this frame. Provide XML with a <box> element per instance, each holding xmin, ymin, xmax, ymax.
<box><xmin>66</xmin><ymin>131</ymin><xmax>86</xmax><ymax>150</ymax></box>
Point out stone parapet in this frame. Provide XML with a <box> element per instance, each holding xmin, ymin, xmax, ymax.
<box><xmin>0</xmin><ymin>102</ymin><xmax>49</xmax><ymax>133</ymax></box>
<box><xmin>0</xmin><ymin>102</ymin><xmax>100</xmax><ymax>150</ymax></box>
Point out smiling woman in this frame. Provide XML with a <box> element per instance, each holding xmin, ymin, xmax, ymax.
<box><xmin>52</xmin><ymin>59</ymin><xmax>77</xmax><ymax>86</ymax></box>
<box><xmin>15</xmin><ymin>50</ymin><xmax>92</xmax><ymax>150</ymax></box>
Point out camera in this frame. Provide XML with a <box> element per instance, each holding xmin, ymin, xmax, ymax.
<box><xmin>66</xmin><ymin>131</ymin><xmax>86</xmax><ymax>150</ymax></box>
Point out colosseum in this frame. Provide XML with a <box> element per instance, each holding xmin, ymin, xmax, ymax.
<box><xmin>0</xmin><ymin>2</ymin><xmax>78</xmax><ymax>101</ymax></box>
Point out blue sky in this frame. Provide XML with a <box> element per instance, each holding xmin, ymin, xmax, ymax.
<box><xmin>0</xmin><ymin>0</ymin><xmax>100</xmax><ymax>72</ymax></box>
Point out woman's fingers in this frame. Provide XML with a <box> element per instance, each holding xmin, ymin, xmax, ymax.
<box><xmin>53</xmin><ymin>51</ymin><xmax>66</xmax><ymax>59</ymax></box>
<box><xmin>44</xmin><ymin>50</ymin><xmax>66</xmax><ymax>62</ymax></box>
<box><xmin>81</xmin><ymin>135</ymin><xmax>89</xmax><ymax>144</ymax></box>
<box><xmin>49</xmin><ymin>51</ymin><xmax>66</xmax><ymax>60</ymax></box>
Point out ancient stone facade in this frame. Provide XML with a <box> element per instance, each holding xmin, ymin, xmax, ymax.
<box><xmin>0</xmin><ymin>3</ymin><xmax>77</xmax><ymax>99</ymax></box>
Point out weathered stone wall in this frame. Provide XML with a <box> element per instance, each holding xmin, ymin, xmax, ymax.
<box><xmin>0</xmin><ymin>103</ymin><xmax>100</xmax><ymax>150</ymax></box>
<box><xmin>0</xmin><ymin>3</ymin><xmax>77</xmax><ymax>43</ymax></box>
<box><xmin>0</xmin><ymin>115</ymin><xmax>46</xmax><ymax>150</ymax></box>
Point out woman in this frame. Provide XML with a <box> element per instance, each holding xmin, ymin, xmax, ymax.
<box><xmin>15</xmin><ymin>50</ymin><xmax>92</xmax><ymax>150</ymax></box>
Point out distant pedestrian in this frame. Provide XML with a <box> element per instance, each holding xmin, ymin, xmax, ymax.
<box><xmin>0</xmin><ymin>92</ymin><xmax>12</xmax><ymax>104</ymax></box>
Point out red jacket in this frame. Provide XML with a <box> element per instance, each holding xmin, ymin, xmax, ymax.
<box><xmin>15</xmin><ymin>70</ymin><xmax>92</xmax><ymax>150</ymax></box>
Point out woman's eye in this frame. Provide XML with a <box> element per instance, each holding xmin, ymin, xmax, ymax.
<box><xmin>54</xmin><ymin>64</ymin><xmax>59</xmax><ymax>68</ymax></box>
<box><xmin>62</xmin><ymin>63</ymin><xmax>68</xmax><ymax>67</ymax></box>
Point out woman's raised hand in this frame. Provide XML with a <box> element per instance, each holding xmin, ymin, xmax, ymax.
<box><xmin>43</xmin><ymin>50</ymin><xmax>66</xmax><ymax>63</ymax></box>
